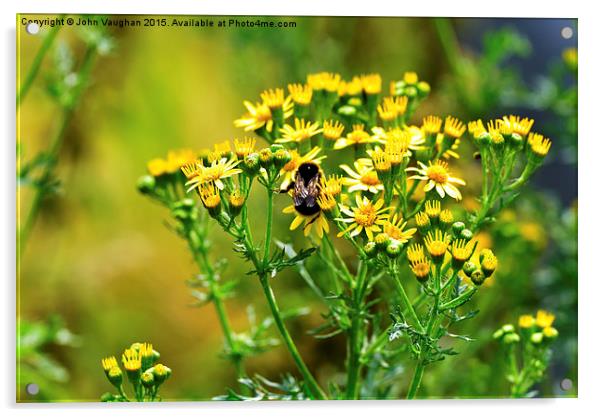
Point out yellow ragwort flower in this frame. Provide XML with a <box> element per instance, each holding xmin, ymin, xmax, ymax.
<box><xmin>260</xmin><ymin>88</ymin><xmax>286</xmax><ymax>109</ymax></box>
<box><xmin>323</xmin><ymin>119</ymin><xmax>345</xmax><ymax>141</ymax></box>
<box><xmin>383</xmin><ymin>213</ymin><xmax>417</xmax><ymax>244</ymax></box>
<box><xmin>410</xmin><ymin>253</ymin><xmax>431</xmax><ymax>282</ymax></box>
<box><xmin>233</xmin><ymin>137</ymin><xmax>256</xmax><ymax>159</ymax></box>
<box><xmin>340</xmin><ymin>160</ymin><xmax>383</xmax><ymax>194</ymax></box>
<box><xmin>277</xmin><ymin>118</ymin><xmax>323</xmax><ymax>144</ymax></box>
<box><xmin>424</xmin><ymin>200</ymin><xmax>441</xmax><ymax>218</ymax></box>
<box><xmin>185</xmin><ymin>157</ymin><xmax>242</xmax><ymax>191</ymax></box>
<box><xmin>361</xmin><ymin>73</ymin><xmax>382</xmax><ymax>95</ymax></box>
<box><xmin>334</xmin><ymin>124</ymin><xmax>378</xmax><ymax>149</ymax></box>
<box><xmin>336</xmin><ymin>195</ymin><xmax>390</xmax><ymax>240</ymax></box>
<box><xmin>518</xmin><ymin>314</ymin><xmax>536</xmax><ymax>328</ymax></box>
<box><xmin>283</xmin><ymin>205</ymin><xmax>330</xmax><ymax>238</ymax></box>
<box><xmin>403</xmin><ymin>71</ymin><xmax>419</xmax><ymax>84</ymax></box>
<box><xmin>535</xmin><ymin>310</ymin><xmax>555</xmax><ymax>328</ymax></box>
<box><xmin>528</xmin><ymin>133</ymin><xmax>552</xmax><ymax>158</ymax></box>
<box><xmin>287</xmin><ymin>83</ymin><xmax>313</xmax><ymax>106</ymax></box>
<box><xmin>422</xmin><ymin>115</ymin><xmax>442</xmax><ymax>136</ymax></box>
<box><xmin>102</xmin><ymin>356</ymin><xmax>118</xmax><ymax>372</ymax></box>
<box><xmin>406</xmin><ymin>160</ymin><xmax>466</xmax><ymax>200</ymax></box>
<box><xmin>122</xmin><ymin>348</ymin><xmax>142</xmax><ymax>372</ymax></box>
<box><xmin>307</xmin><ymin>72</ymin><xmax>341</xmax><ymax>92</ymax></box>
<box><xmin>504</xmin><ymin>115</ymin><xmax>534</xmax><ymax>137</ymax></box>
<box><xmin>407</xmin><ymin>244</ymin><xmax>425</xmax><ymax>263</ymax></box>
<box><xmin>378</xmin><ymin>96</ymin><xmax>408</xmax><ymax>121</ymax></box>
<box><xmin>424</xmin><ymin>229</ymin><xmax>450</xmax><ymax>262</ymax></box>
<box><xmin>321</xmin><ymin>174</ymin><xmax>343</xmax><ymax>197</ymax></box>
<box><xmin>338</xmin><ymin>77</ymin><xmax>363</xmax><ymax>96</ymax></box>
<box><xmin>444</xmin><ymin>116</ymin><xmax>467</xmax><ymax>139</ymax></box>
<box><xmin>199</xmin><ymin>183</ymin><xmax>221</xmax><ymax>211</ymax></box>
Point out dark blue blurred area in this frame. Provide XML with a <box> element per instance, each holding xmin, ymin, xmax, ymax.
<box><xmin>457</xmin><ymin>18</ymin><xmax>577</xmax><ymax>207</ymax></box>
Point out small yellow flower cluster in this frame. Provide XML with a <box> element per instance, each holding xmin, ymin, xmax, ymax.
<box><xmin>101</xmin><ymin>342</ymin><xmax>171</xmax><ymax>402</ymax></box>
<box><xmin>494</xmin><ymin>310</ymin><xmax>558</xmax><ymax>346</ymax></box>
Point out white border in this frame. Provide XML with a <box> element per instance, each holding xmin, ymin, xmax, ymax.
<box><xmin>3</xmin><ymin>1</ymin><xmax>598</xmax><ymax>416</ymax></box>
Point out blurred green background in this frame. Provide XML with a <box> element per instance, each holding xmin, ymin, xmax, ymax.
<box><xmin>17</xmin><ymin>15</ymin><xmax>577</xmax><ymax>401</ymax></box>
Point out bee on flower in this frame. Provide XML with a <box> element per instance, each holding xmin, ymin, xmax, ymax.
<box><xmin>278</xmin><ymin>147</ymin><xmax>325</xmax><ymax>191</ymax></box>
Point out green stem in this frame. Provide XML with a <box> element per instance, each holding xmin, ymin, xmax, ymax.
<box><xmin>245</xmin><ymin>186</ymin><xmax>326</xmax><ymax>399</ymax></box>
<box><xmin>345</xmin><ymin>261</ymin><xmax>368</xmax><ymax>399</ymax></box>
<box><xmin>390</xmin><ymin>262</ymin><xmax>425</xmax><ymax>332</ymax></box>
<box><xmin>406</xmin><ymin>361</ymin><xmax>426</xmax><ymax>400</ymax></box>
<box><xmin>17</xmin><ymin>19</ymin><xmax>63</xmax><ymax>106</ymax></box>
<box><xmin>190</xmin><ymin>231</ymin><xmax>244</xmax><ymax>381</ymax></box>
<box><xmin>407</xmin><ymin>263</ymin><xmax>442</xmax><ymax>399</ymax></box>
<box><xmin>433</xmin><ymin>18</ymin><xmax>463</xmax><ymax>77</ymax></box>
<box><xmin>259</xmin><ymin>275</ymin><xmax>327</xmax><ymax>400</ymax></box>
<box><xmin>19</xmin><ymin>45</ymin><xmax>98</xmax><ymax>249</ymax></box>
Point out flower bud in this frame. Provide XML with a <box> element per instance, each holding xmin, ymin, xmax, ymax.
<box><xmin>459</xmin><ymin>229</ymin><xmax>473</xmax><ymax>241</ymax></box>
<box><xmin>414</xmin><ymin>212</ymin><xmax>431</xmax><ymax>233</ymax></box>
<box><xmin>462</xmin><ymin>261</ymin><xmax>478</xmax><ymax>276</ymax></box>
<box><xmin>502</xmin><ymin>332</ymin><xmax>520</xmax><ymax>345</ymax></box>
<box><xmin>386</xmin><ymin>241</ymin><xmax>402</xmax><ymax>258</ymax></box>
<box><xmin>374</xmin><ymin>233</ymin><xmax>390</xmax><ymax>250</ymax></box>
<box><xmin>243</xmin><ymin>153</ymin><xmax>260</xmax><ymax>176</ymax></box>
<box><xmin>404</xmin><ymin>86</ymin><xmax>417</xmax><ymax>98</ymax></box>
<box><xmin>337</xmin><ymin>105</ymin><xmax>357</xmax><ymax>117</ymax></box>
<box><xmin>530</xmin><ymin>332</ymin><xmax>544</xmax><ymax>345</ymax></box>
<box><xmin>364</xmin><ymin>241</ymin><xmax>378</xmax><ymax>257</ymax></box>
<box><xmin>543</xmin><ymin>326</ymin><xmax>559</xmax><ymax>340</ymax></box>
<box><xmin>451</xmin><ymin>221</ymin><xmax>465</xmax><ymax>237</ymax></box>
<box><xmin>273</xmin><ymin>149</ymin><xmax>292</xmax><ymax>170</ymax></box>
<box><xmin>480</xmin><ymin>249</ymin><xmax>498</xmax><ymax>277</ymax></box>
<box><xmin>137</xmin><ymin>175</ymin><xmax>156</xmax><ymax>195</ymax></box>
<box><xmin>258</xmin><ymin>148</ymin><xmax>274</xmax><ymax>169</ymax></box>
<box><xmin>439</xmin><ymin>209</ymin><xmax>454</xmax><ymax>229</ymax></box>
<box><xmin>228</xmin><ymin>190</ymin><xmax>245</xmax><ymax>217</ymax></box>
<box><xmin>107</xmin><ymin>366</ymin><xmax>123</xmax><ymax>388</ymax></box>
<box><xmin>152</xmin><ymin>363</ymin><xmax>172</xmax><ymax>385</ymax></box>
<box><xmin>141</xmin><ymin>371</ymin><xmax>155</xmax><ymax>388</ymax></box>
<box><xmin>509</xmin><ymin>132</ymin><xmax>523</xmax><ymax>148</ymax></box>
<box><xmin>417</xmin><ymin>81</ymin><xmax>430</xmax><ymax>97</ymax></box>
<box><xmin>502</xmin><ymin>324</ymin><xmax>515</xmax><ymax>334</ymax></box>
<box><xmin>470</xmin><ymin>269</ymin><xmax>486</xmax><ymax>286</ymax></box>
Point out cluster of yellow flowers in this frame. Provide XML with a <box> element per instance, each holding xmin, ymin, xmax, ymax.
<box><xmin>101</xmin><ymin>342</ymin><xmax>171</xmax><ymax>402</ymax></box>
<box><xmin>494</xmin><ymin>310</ymin><xmax>559</xmax><ymax>345</ymax></box>
<box><xmin>141</xmin><ymin>71</ymin><xmax>552</xmax><ymax>286</ymax></box>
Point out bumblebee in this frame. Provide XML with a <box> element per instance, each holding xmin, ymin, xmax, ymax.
<box><xmin>286</xmin><ymin>162</ymin><xmax>322</xmax><ymax>216</ymax></box>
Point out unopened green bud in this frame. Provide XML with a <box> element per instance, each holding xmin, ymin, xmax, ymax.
<box><xmin>459</xmin><ymin>229</ymin><xmax>473</xmax><ymax>241</ymax></box>
<box><xmin>141</xmin><ymin>371</ymin><xmax>155</xmax><ymax>388</ymax></box>
<box><xmin>100</xmin><ymin>392</ymin><xmax>116</xmax><ymax>402</ymax></box>
<box><xmin>270</xmin><ymin>144</ymin><xmax>285</xmax><ymax>153</ymax></box>
<box><xmin>364</xmin><ymin>241</ymin><xmax>377</xmax><ymax>257</ymax></box>
<box><xmin>137</xmin><ymin>175</ymin><xmax>156</xmax><ymax>195</ymax></box>
<box><xmin>502</xmin><ymin>332</ymin><xmax>520</xmax><ymax>344</ymax></box>
<box><xmin>502</xmin><ymin>324</ymin><xmax>516</xmax><ymax>334</ymax></box>
<box><xmin>509</xmin><ymin>132</ymin><xmax>523</xmax><ymax>148</ymax></box>
<box><xmin>417</xmin><ymin>81</ymin><xmax>430</xmax><ymax>97</ymax></box>
<box><xmin>386</xmin><ymin>241</ymin><xmax>402</xmax><ymax>258</ymax></box>
<box><xmin>470</xmin><ymin>269</ymin><xmax>486</xmax><ymax>286</ymax></box>
<box><xmin>463</xmin><ymin>261</ymin><xmax>478</xmax><ymax>276</ymax></box>
<box><xmin>273</xmin><ymin>149</ymin><xmax>292</xmax><ymax>170</ymax></box>
<box><xmin>107</xmin><ymin>366</ymin><xmax>123</xmax><ymax>388</ymax></box>
<box><xmin>152</xmin><ymin>363</ymin><xmax>172</xmax><ymax>385</ymax></box>
<box><xmin>452</xmin><ymin>221</ymin><xmax>466</xmax><ymax>237</ymax></box>
<box><xmin>404</xmin><ymin>86</ymin><xmax>417</xmax><ymax>98</ymax></box>
<box><xmin>475</xmin><ymin>132</ymin><xmax>491</xmax><ymax>147</ymax></box>
<box><xmin>531</xmin><ymin>332</ymin><xmax>544</xmax><ymax>345</ymax></box>
<box><xmin>243</xmin><ymin>153</ymin><xmax>260</xmax><ymax>175</ymax></box>
<box><xmin>337</xmin><ymin>105</ymin><xmax>357</xmax><ymax>117</ymax></box>
<box><xmin>493</xmin><ymin>328</ymin><xmax>505</xmax><ymax>340</ymax></box>
<box><xmin>258</xmin><ymin>148</ymin><xmax>274</xmax><ymax>169</ymax></box>
<box><xmin>348</xmin><ymin>97</ymin><xmax>362</xmax><ymax>107</ymax></box>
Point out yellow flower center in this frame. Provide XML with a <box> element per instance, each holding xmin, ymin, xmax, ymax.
<box><xmin>360</xmin><ymin>171</ymin><xmax>380</xmax><ymax>186</ymax></box>
<box><xmin>256</xmin><ymin>105</ymin><xmax>272</xmax><ymax>122</ymax></box>
<box><xmin>426</xmin><ymin>164</ymin><xmax>449</xmax><ymax>184</ymax></box>
<box><xmin>427</xmin><ymin>241</ymin><xmax>447</xmax><ymax>257</ymax></box>
<box><xmin>354</xmin><ymin>204</ymin><xmax>377</xmax><ymax>227</ymax></box>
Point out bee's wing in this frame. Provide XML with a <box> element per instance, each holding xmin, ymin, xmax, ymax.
<box><xmin>293</xmin><ymin>174</ymin><xmax>308</xmax><ymax>206</ymax></box>
<box><xmin>304</xmin><ymin>175</ymin><xmax>320</xmax><ymax>208</ymax></box>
